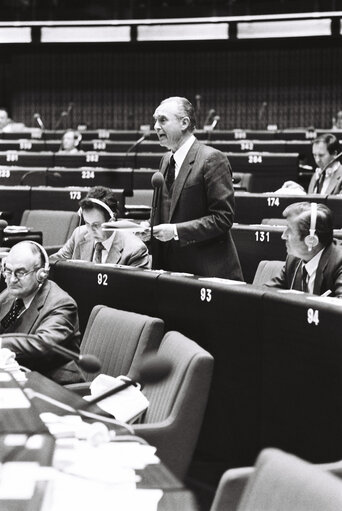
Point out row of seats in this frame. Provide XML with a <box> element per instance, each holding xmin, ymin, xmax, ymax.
<box><xmin>67</xmin><ymin>303</ymin><xmax>213</xmax><ymax>481</ymax></box>
<box><xmin>50</xmin><ymin>260</ymin><xmax>342</xmax><ymax>473</ymax></box>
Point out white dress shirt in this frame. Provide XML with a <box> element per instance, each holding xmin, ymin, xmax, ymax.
<box><xmin>314</xmin><ymin>160</ymin><xmax>340</xmax><ymax>194</ymax></box>
<box><xmin>303</xmin><ymin>248</ymin><xmax>324</xmax><ymax>294</ymax></box>
<box><xmin>172</xmin><ymin>134</ymin><xmax>196</xmax><ymax>179</ymax></box>
<box><xmin>92</xmin><ymin>232</ymin><xmax>116</xmax><ymax>263</ymax></box>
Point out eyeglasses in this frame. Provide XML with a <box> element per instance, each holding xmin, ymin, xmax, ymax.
<box><xmin>2</xmin><ymin>267</ymin><xmax>38</xmax><ymax>280</ymax></box>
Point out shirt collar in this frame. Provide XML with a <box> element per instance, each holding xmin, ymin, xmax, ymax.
<box><xmin>22</xmin><ymin>283</ymin><xmax>42</xmax><ymax>310</ymax></box>
<box><xmin>97</xmin><ymin>231</ymin><xmax>116</xmax><ymax>253</ymax></box>
<box><xmin>172</xmin><ymin>134</ymin><xmax>196</xmax><ymax>170</ymax></box>
<box><xmin>315</xmin><ymin>160</ymin><xmax>340</xmax><ymax>179</ymax></box>
<box><xmin>304</xmin><ymin>248</ymin><xmax>324</xmax><ymax>277</ymax></box>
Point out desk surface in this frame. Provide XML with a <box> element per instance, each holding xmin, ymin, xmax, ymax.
<box><xmin>0</xmin><ymin>372</ymin><xmax>198</xmax><ymax>511</ymax></box>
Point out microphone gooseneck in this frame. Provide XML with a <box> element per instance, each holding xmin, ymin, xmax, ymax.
<box><xmin>150</xmin><ymin>171</ymin><xmax>165</xmax><ymax>241</ymax></box>
<box><xmin>0</xmin><ymin>333</ymin><xmax>101</xmax><ymax>373</ymax></box>
<box><xmin>83</xmin><ymin>354</ymin><xmax>172</xmax><ymax>408</ymax></box>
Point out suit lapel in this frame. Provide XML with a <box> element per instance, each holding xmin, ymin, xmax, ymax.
<box><xmin>325</xmin><ymin>165</ymin><xmax>342</xmax><ymax>194</ymax></box>
<box><xmin>169</xmin><ymin>139</ymin><xmax>199</xmax><ymax>220</ymax></box>
<box><xmin>313</xmin><ymin>244</ymin><xmax>331</xmax><ymax>294</ymax></box>
<box><xmin>106</xmin><ymin>232</ymin><xmax>124</xmax><ymax>264</ymax></box>
<box><xmin>0</xmin><ymin>294</ymin><xmax>14</xmax><ymax>320</ymax></box>
<box><xmin>79</xmin><ymin>235</ymin><xmax>94</xmax><ymax>261</ymax></box>
<box><xmin>19</xmin><ymin>281</ymin><xmax>50</xmax><ymax>333</ymax></box>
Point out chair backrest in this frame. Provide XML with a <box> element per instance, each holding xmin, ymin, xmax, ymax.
<box><xmin>20</xmin><ymin>209</ymin><xmax>79</xmax><ymax>246</ymax></box>
<box><xmin>237</xmin><ymin>448</ymin><xmax>342</xmax><ymax>511</ymax></box>
<box><xmin>253</xmin><ymin>260</ymin><xmax>284</xmax><ymax>286</ymax></box>
<box><xmin>80</xmin><ymin>305</ymin><xmax>164</xmax><ymax>381</ymax></box>
<box><xmin>210</xmin><ymin>467</ymin><xmax>254</xmax><ymax>511</ymax></box>
<box><xmin>134</xmin><ymin>330</ymin><xmax>214</xmax><ymax>480</ymax></box>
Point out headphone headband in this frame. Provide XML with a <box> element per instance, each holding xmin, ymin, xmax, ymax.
<box><xmin>81</xmin><ymin>197</ymin><xmax>115</xmax><ymax>220</ymax></box>
<box><xmin>304</xmin><ymin>202</ymin><xmax>319</xmax><ymax>252</ymax></box>
<box><xmin>27</xmin><ymin>241</ymin><xmax>50</xmax><ymax>271</ymax></box>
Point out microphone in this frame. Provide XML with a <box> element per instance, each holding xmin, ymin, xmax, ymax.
<box><xmin>210</xmin><ymin>115</ymin><xmax>220</xmax><ymax>130</ymax></box>
<box><xmin>258</xmin><ymin>101</ymin><xmax>268</xmax><ymax>128</ymax></box>
<box><xmin>33</xmin><ymin>113</ymin><xmax>45</xmax><ymax>130</ymax></box>
<box><xmin>54</xmin><ymin>103</ymin><xmax>74</xmax><ymax>130</ymax></box>
<box><xmin>203</xmin><ymin>108</ymin><xmax>215</xmax><ymax>128</ymax></box>
<box><xmin>0</xmin><ymin>333</ymin><xmax>101</xmax><ymax>373</ymax></box>
<box><xmin>195</xmin><ymin>94</ymin><xmax>201</xmax><ymax>122</ymax></box>
<box><xmin>0</xmin><ymin>219</ymin><xmax>8</xmax><ymax>229</ymax></box>
<box><xmin>150</xmin><ymin>172</ymin><xmax>165</xmax><ymax>241</ymax></box>
<box><xmin>83</xmin><ymin>353</ymin><xmax>172</xmax><ymax>408</ymax></box>
<box><xmin>126</xmin><ymin>127</ymin><xmax>151</xmax><ymax>157</ymax></box>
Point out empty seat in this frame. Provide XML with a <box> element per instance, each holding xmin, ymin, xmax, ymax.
<box><xmin>67</xmin><ymin>305</ymin><xmax>164</xmax><ymax>389</ymax></box>
<box><xmin>20</xmin><ymin>209</ymin><xmax>79</xmax><ymax>251</ymax></box>
<box><xmin>253</xmin><ymin>260</ymin><xmax>284</xmax><ymax>286</ymax></box>
<box><xmin>134</xmin><ymin>331</ymin><xmax>214</xmax><ymax>480</ymax></box>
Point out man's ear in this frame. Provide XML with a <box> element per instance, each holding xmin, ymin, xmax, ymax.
<box><xmin>181</xmin><ymin>116</ymin><xmax>190</xmax><ymax>131</ymax></box>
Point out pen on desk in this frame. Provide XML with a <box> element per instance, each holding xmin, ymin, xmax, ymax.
<box><xmin>321</xmin><ymin>289</ymin><xmax>332</xmax><ymax>297</ymax></box>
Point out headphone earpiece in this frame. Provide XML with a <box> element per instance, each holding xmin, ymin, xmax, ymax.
<box><xmin>74</xmin><ymin>132</ymin><xmax>82</xmax><ymax>147</ymax></box>
<box><xmin>304</xmin><ymin>202</ymin><xmax>319</xmax><ymax>252</ymax></box>
<box><xmin>28</xmin><ymin>241</ymin><xmax>50</xmax><ymax>282</ymax></box>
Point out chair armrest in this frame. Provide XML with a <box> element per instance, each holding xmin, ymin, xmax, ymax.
<box><xmin>44</xmin><ymin>245</ymin><xmax>63</xmax><ymax>256</ymax></box>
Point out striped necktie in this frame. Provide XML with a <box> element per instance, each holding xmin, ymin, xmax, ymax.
<box><xmin>165</xmin><ymin>155</ymin><xmax>176</xmax><ymax>191</ymax></box>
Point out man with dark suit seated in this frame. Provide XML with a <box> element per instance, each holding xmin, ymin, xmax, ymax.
<box><xmin>0</xmin><ymin>241</ymin><xmax>84</xmax><ymax>384</ymax></box>
<box><xmin>139</xmin><ymin>96</ymin><xmax>242</xmax><ymax>279</ymax></box>
<box><xmin>278</xmin><ymin>133</ymin><xmax>342</xmax><ymax>195</ymax></box>
<box><xmin>265</xmin><ymin>202</ymin><xmax>342</xmax><ymax>297</ymax></box>
<box><xmin>50</xmin><ymin>186</ymin><xmax>150</xmax><ymax>268</ymax></box>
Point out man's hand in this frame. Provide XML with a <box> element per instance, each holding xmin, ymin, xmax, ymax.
<box><xmin>153</xmin><ymin>224</ymin><xmax>176</xmax><ymax>242</ymax></box>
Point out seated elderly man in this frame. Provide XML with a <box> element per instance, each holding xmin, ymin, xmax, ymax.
<box><xmin>50</xmin><ymin>186</ymin><xmax>150</xmax><ymax>268</ymax></box>
<box><xmin>0</xmin><ymin>241</ymin><xmax>84</xmax><ymax>384</ymax></box>
<box><xmin>265</xmin><ymin>202</ymin><xmax>342</xmax><ymax>297</ymax></box>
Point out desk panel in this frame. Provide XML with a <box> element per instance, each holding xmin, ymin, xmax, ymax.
<box><xmin>262</xmin><ymin>291</ymin><xmax>342</xmax><ymax>462</ymax></box>
<box><xmin>50</xmin><ymin>261</ymin><xmax>161</xmax><ymax>334</ymax></box>
<box><xmin>232</xmin><ymin>224</ymin><xmax>286</xmax><ymax>283</ymax></box>
<box><xmin>327</xmin><ymin>196</ymin><xmax>342</xmax><ymax>229</ymax></box>
<box><xmin>0</xmin><ymin>185</ymin><xmax>30</xmax><ymax>223</ymax></box>
<box><xmin>156</xmin><ymin>274</ymin><xmax>263</xmax><ymax>466</ymax></box>
<box><xmin>0</xmin><ymin>167</ymin><xmax>46</xmax><ymax>186</ymax></box>
<box><xmin>234</xmin><ymin>193</ymin><xmax>327</xmax><ymax>226</ymax></box>
<box><xmin>0</xmin><ymin>151</ymin><xmax>54</xmax><ymax>167</ymax></box>
<box><xmin>30</xmin><ymin>186</ymin><xmax>126</xmax><ymax>218</ymax></box>
<box><xmin>46</xmin><ymin>168</ymin><xmax>133</xmax><ymax>196</ymax></box>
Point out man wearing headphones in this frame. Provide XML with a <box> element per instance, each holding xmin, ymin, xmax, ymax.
<box><xmin>59</xmin><ymin>129</ymin><xmax>82</xmax><ymax>153</ymax></box>
<box><xmin>50</xmin><ymin>186</ymin><xmax>150</xmax><ymax>267</ymax></box>
<box><xmin>264</xmin><ymin>202</ymin><xmax>342</xmax><ymax>297</ymax></box>
<box><xmin>0</xmin><ymin>241</ymin><xmax>84</xmax><ymax>384</ymax></box>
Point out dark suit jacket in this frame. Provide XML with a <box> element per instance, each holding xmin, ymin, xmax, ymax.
<box><xmin>308</xmin><ymin>163</ymin><xmax>342</xmax><ymax>194</ymax></box>
<box><xmin>265</xmin><ymin>241</ymin><xmax>342</xmax><ymax>297</ymax></box>
<box><xmin>152</xmin><ymin>138</ymin><xmax>243</xmax><ymax>279</ymax></box>
<box><xmin>0</xmin><ymin>280</ymin><xmax>84</xmax><ymax>384</ymax></box>
<box><xmin>50</xmin><ymin>226</ymin><xmax>150</xmax><ymax>268</ymax></box>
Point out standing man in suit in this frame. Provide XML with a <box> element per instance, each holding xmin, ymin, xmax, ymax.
<box><xmin>265</xmin><ymin>202</ymin><xmax>342</xmax><ymax>297</ymax></box>
<box><xmin>50</xmin><ymin>186</ymin><xmax>150</xmax><ymax>268</ymax></box>
<box><xmin>307</xmin><ymin>134</ymin><xmax>342</xmax><ymax>194</ymax></box>
<box><xmin>0</xmin><ymin>241</ymin><xmax>84</xmax><ymax>384</ymax></box>
<box><xmin>142</xmin><ymin>96</ymin><xmax>242</xmax><ymax>279</ymax></box>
